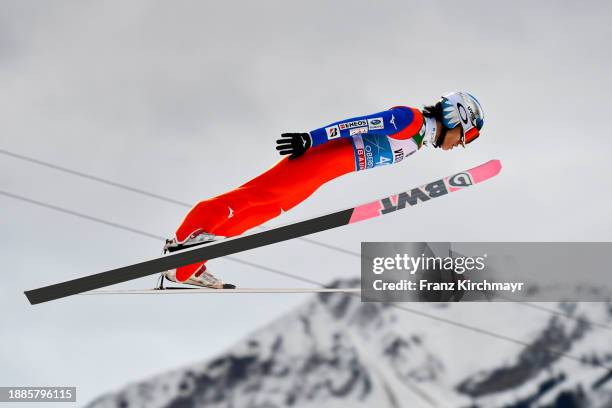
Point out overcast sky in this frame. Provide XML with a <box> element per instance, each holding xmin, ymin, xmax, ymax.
<box><xmin>1</xmin><ymin>0</ymin><xmax>611</xmax><ymax>404</ymax></box>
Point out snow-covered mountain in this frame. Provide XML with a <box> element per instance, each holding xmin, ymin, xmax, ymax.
<box><xmin>86</xmin><ymin>280</ymin><xmax>612</xmax><ymax>408</ymax></box>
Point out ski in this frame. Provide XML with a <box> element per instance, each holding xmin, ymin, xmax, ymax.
<box><xmin>80</xmin><ymin>287</ymin><xmax>362</xmax><ymax>295</ymax></box>
<box><xmin>24</xmin><ymin>159</ymin><xmax>502</xmax><ymax>305</ymax></box>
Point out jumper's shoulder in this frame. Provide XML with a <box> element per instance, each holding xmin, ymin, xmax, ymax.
<box><xmin>387</xmin><ymin>106</ymin><xmax>424</xmax><ymax>140</ymax></box>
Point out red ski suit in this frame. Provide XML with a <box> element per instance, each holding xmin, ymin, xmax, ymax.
<box><xmin>174</xmin><ymin>106</ymin><xmax>425</xmax><ymax>281</ymax></box>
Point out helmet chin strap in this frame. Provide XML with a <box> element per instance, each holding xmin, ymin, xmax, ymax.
<box><xmin>423</xmin><ymin>116</ymin><xmax>443</xmax><ymax>148</ymax></box>
<box><xmin>423</xmin><ymin>116</ymin><xmax>455</xmax><ymax>149</ymax></box>
<box><xmin>433</xmin><ymin>125</ymin><xmax>449</xmax><ymax>148</ymax></box>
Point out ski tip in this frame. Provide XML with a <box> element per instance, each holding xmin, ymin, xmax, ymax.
<box><xmin>468</xmin><ymin>159</ymin><xmax>502</xmax><ymax>183</ymax></box>
<box><xmin>488</xmin><ymin>159</ymin><xmax>502</xmax><ymax>175</ymax></box>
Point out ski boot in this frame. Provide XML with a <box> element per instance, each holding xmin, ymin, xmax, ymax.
<box><xmin>159</xmin><ymin>230</ymin><xmax>235</xmax><ymax>289</ymax></box>
<box><xmin>163</xmin><ymin>230</ymin><xmax>224</xmax><ymax>253</ymax></box>
<box><xmin>162</xmin><ymin>265</ymin><xmax>236</xmax><ymax>289</ymax></box>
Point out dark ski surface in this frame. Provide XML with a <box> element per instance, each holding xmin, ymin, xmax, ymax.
<box><xmin>25</xmin><ymin>209</ymin><xmax>352</xmax><ymax>304</ymax></box>
<box><xmin>25</xmin><ymin>160</ymin><xmax>501</xmax><ymax>305</ymax></box>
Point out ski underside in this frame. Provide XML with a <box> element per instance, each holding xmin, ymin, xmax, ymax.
<box><xmin>24</xmin><ymin>159</ymin><xmax>502</xmax><ymax>305</ymax></box>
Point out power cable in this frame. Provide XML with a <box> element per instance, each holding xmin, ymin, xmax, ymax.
<box><xmin>0</xmin><ymin>148</ymin><xmax>361</xmax><ymax>257</ymax></box>
<box><xmin>2</xmin><ymin>148</ymin><xmax>608</xmax><ymax>331</ymax></box>
<box><xmin>2</xmin><ymin>189</ymin><xmax>611</xmax><ymax>373</ymax></box>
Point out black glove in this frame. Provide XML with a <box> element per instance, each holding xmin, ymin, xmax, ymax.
<box><xmin>275</xmin><ymin>133</ymin><xmax>312</xmax><ymax>160</ymax></box>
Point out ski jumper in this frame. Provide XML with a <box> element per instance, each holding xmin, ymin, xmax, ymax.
<box><xmin>174</xmin><ymin>106</ymin><xmax>428</xmax><ymax>280</ymax></box>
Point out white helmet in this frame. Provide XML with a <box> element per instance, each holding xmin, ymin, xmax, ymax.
<box><xmin>440</xmin><ymin>92</ymin><xmax>485</xmax><ymax>145</ymax></box>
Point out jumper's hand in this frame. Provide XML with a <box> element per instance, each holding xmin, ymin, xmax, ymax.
<box><xmin>275</xmin><ymin>133</ymin><xmax>312</xmax><ymax>160</ymax></box>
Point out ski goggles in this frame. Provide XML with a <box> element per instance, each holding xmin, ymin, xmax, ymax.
<box><xmin>459</xmin><ymin>127</ymin><xmax>480</xmax><ymax>147</ymax></box>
